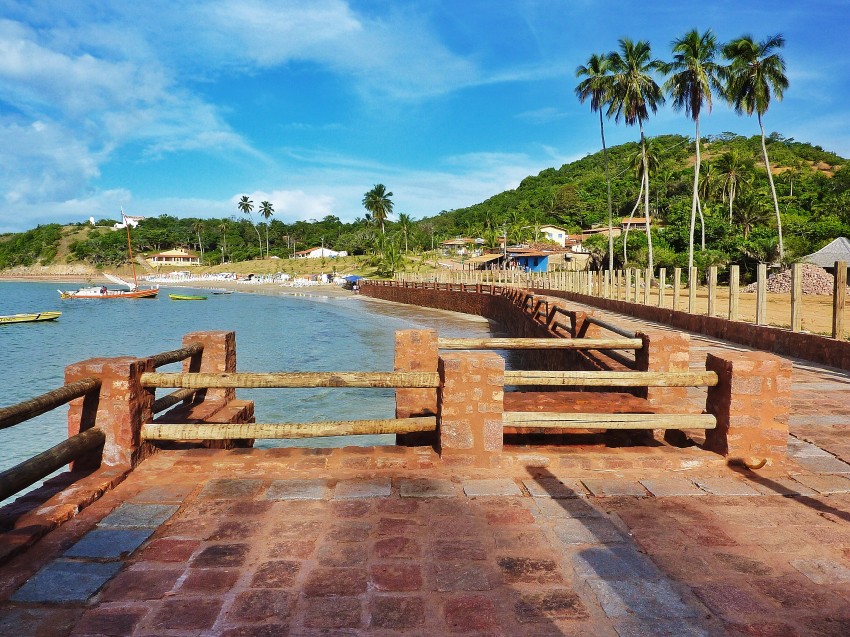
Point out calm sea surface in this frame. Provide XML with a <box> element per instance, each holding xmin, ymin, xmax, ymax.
<box><xmin>0</xmin><ymin>281</ymin><xmax>493</xmax><ymax>491</ymax></box>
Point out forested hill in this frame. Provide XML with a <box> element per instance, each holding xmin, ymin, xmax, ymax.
<box><xmin>423</xmin><ymin>133</ymin><xmax>849</xmax><ymax>270</ymax></box>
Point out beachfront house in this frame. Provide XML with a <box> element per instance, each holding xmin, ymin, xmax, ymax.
<box><xmin>508</xmin><ymin>248</ymin><xmax>549</xmax><ymax>273</ymax></box>
<box><xmin>146</xmin><ymin>248</ymin><xmax>201</xmax><ymax>266</ymax></box>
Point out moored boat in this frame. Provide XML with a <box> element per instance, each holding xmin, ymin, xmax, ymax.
<box><xmin>0</xmin><ymin>311</ymin><xmax>62</xmax><ymax>324</ymax></box>
<box><xmin>169</xmin><ymin>294</ymin><xmax>207</xmax><ymax>301</ymax></box>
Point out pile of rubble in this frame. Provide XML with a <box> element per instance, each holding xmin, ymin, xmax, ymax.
<box><xmin>741</xmin><ymin>263</ymin><xmax>850</xmax><ymax>295</ymax></box>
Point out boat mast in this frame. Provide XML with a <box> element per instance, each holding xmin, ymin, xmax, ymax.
<box><xmin>122</xmin><ymin>209</ymin><xmax>138</xmax><ymax>287</ymax></box>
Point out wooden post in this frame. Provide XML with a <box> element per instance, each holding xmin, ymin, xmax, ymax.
<box><xmin>658</xmin><ymin>268</ymin><xmax>666</xmax><ymax>308</ymax></box>
<box><xmin>707</xmin><ymin>266</ymin><xmax>717</xmax><ymax>317</ymax></box>
<box><xmin>833</xmin><ymin>261</ymin><xmax>847</xmax><ymax>339</ymax></box>
<box><xmin>688</xmin><ymin>267</ymin><xmax>697</xmax><ymax>313</ymax></box>
<box><xmin>634</xmin><ymin>269</ymin><xmax>642</xmax><ymax>303</ymax></box>
<box><xmin>729</xmin><ymin>264</ymin><xmax>740</xmax><ymax>321</ymax></box>
<box><xmin>642</xmin><ymin>267</ymin><xmax>650</xmax><ymax>305</ymax></box>
<box><xmin>756</xmin><ymin>263</ymin><xmax>767</xmax><ymax>325</ymax></box>
<box><xmin>672</xmin><ymin>267</ymin><xmax>681</xmax><ymax>311</ymax></box>
<box><xmin>625</xmin><ymin>269</ymin><xmax>632</xmax><ymax>302</ymax></box>
<box><xmin>791</xmin><ymin>263</ymin><xmax>802</xmax><ymax>332</ymax></box>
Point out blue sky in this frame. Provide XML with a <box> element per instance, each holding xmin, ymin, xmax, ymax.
<box><xmin>1</xmin><ymin>0</ymin><xmax>848</xmax><ymax>232</ymax></box>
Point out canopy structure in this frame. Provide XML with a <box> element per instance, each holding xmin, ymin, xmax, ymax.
<box><xmin>800</xmin><ymin>237</ymin><xmax>850</xmax><ymax>269</ymax></box>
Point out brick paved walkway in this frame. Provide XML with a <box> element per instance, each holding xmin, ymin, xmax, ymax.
<box><xmin>2</xmin><ymin>302</ymin><xmax>850</xmax><ymax>636</ymax></box>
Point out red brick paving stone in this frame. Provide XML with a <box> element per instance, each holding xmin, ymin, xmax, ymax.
<box><xmin>269</xmin><ymin>538</ymin><xmax>316</xmax><ymax>559</ymax></box>
<box><xmin>797</xmin><ymin>615</ymin><xmax>850</xmax><ymax>637</ymax></box>
<box><xmin>136</xmin><ymin>537</ymin><xmax>200</xmax><ymax>562</ymax></box>
<box><xmin>72</xmin><ymin>605</ymin><xmax>148</xmax><ymax>636</ymax></box>
<box><xmin>373</xmin><ymin>536</ymin><xmax>421</xmax><ymax>559</ymax></box>
<box><xmin>326</xmin><ymin>520</ymin><xmax>371</xmax><ymax>542</ymax></box>
<box><xmin>369</xmin><ymin>595</ymin><xmax>426</xmax><ymax>629</ymax></box>
<box><xmin>272</xmin><ymin>519</ymin><xmax>325</xmax><ymax>538</ymax></box>
<box><xmin>726</xmin><ymin>621</ymin><xmax>801</xmax><ymax>637</ymax></box>
<box><xmin>303</xmin><ymin>567</ymin><xmax>368</xmax><ymax>596</ymax></box>
<box><xmin>434</xmin><ymin>539</ymin><xmax>488</xmax><ymax>561</ymax></box>
<box><xmin>179</xmin><ymin>568</ymin><xmax>240</xmax><ymax>593</ymax></box>
<box><xmin>99</xmin><ymin>566</ymin><xmax>182</xmax><ymax>601</ymax></box>
<box><xmin>227</xmin><ymin>589</ymin><xmax>293</xmax><ymax>622</ymax></box>
<box><xmin>370</xmin><ymin>563</ymin><xmax>423</xmax><ymax>591</ymax></box>
<box><xmin>485</xmin><ymin>507</ymin><xmax>536</xmax><ymax>525</ymax></box>
<box><xmin>191</xmin><ymin>543</ymin><xmax>250</xmax><ymax>567</ymax></box>
<box><xmin>433</xmin><ymin>562</ymin><xmax>494</xmax><ymax>591</ymax></box>
<box><xmin>692</xmin><ymin>583</ymin><xmax>774</xmax><ymax>622</ymax></box>
<box><xmin>198</xmin><ymin>478</ymin><xmax>265</xmax><ymax>500</ymax></box>
<box><xmin>514</xmin><ymin>590</ymin><xmax>589</xmax><ymax>623</ymax></box>
<box><xmin>317</xmin><ymin>541</ymin><xmax>369</xmax><ymax>567</ymax></box>
<box><xmin>148</xmin><ymin>597</ymin><xmax>224</xmax><ymax>631</ymax></box>
<box><xmin>376</xmin><ymin>498</ymin><xmax>420</xmax><ymax>514</ymax></box>
<box><xmin>757</xmin><ymin>575</ymin><xmax>843</xmax><ymax>611</ymax></box>
<box><xmin>206</xmin><ymin>520</ymin><xmax>263</xmax><ymax>540</ymax></box>
<box><xmin>376</xmin><ymin>516</ymin><xmax>421</xmax><ymax>536</ymax></box>
<box><xmin>229</xmin><ymin>500</ymin><xmax>275</xmax><ymax>516</ymax></box>
<box><xmin>331</xmin><ymin>500</ymin><xmax>372</xmax><ymax>518</ymax></box>
<box><xmin>0</xmin><ymin>607</ymin><xmax>82</xmax><ymax>637</ymax></box>
<box><xmin>444</xmin><ymin>594</ymin><xmax>497</xmax><ymax>633</ymax></box>
<box><xmin>251</xmin><ymin>560</ymin><xmax>301</xmax><ymax>587</ymax></box>
<box><xmin>713</xmin><ymin>552</ymin><xmax>776</xmax><ymax>577</ymax></box>
<box><xmin>220</xmin><ymin>624</ymin><xmax>290</xmax><ymax>637</ymax></box>
<box><xmin>494</xmin><ymin>529</ymin><xmax>551</xmax><ymax>551</ymax></box>
<box><xmin>303</xmin><ymin>596</ymin><xmax>362</xmax><ymax>629</ymax></box>
<box><xmin>497</xmin><ymin>557</ymin><xmax>563</xmax><ymax>584</ymax></box>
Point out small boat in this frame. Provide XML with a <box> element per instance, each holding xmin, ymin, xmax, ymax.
<box><xmin>58</xmin><ymin>211</ymin><xmax>158</xmax><ymax>299</ymax></box>
<box><xmin>212</xmin><ymin>290</ymin><xmax>233</xmax><ymax>295</ymax></box>
<box><xmin>169</xmin><ymin>294</ymin><xmax>207</xmax><ymax>301</ymax></box>
<box><xmin>0</xmin><ymin>311</ymin><xmax>62</xmax><ymax>325</ymax></box>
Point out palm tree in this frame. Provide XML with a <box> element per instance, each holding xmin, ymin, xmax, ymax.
<box><xmin>722</xmin><ymin>34</ymin><xmax>789</xmax><ymax>261</ymax></box>
<box><xmin>607</xmin><ymin>38</ymin><xmax>665</xmax><ymax>274</ymax></box>
<box><xmin>259</xmin><ymin>201</ymin><xmax>274</xmax><ymax>258</ymax></box>
<box><xmin>715</xmin><ymin>149</ymin><xmax>753</xmax><ymax>223</ymax></box>
<box><xmin>662</xmin><ymin>28</ymin><xmax>721</xmax><ymax>272</ymax></box>
<box><xmin>362</xmin><ymin>184</ymin><xmax>394</xmax><ymax>235</ymax></box>
<box><xmin>396</xmin><ymin>213</ymin><xmax>413</xmax><ymax>253</ymax></box>
<box><xmin>575</xmin><ymin>53</ymin><xmax>615</xmax><ymax>271</ymax></box>
<box><xmin>733</xmin><ymin>193</ymin><xmax>770</xmax><ymax>238</ymax></box>
<box><xmin>218</xmin><ymin>221</ymin><xmax>228</xmax><ymax>264</ymax></box>
<box><xmin>238</xmin><ymin>195</ymin><xmax>263</xmax><ymax>258</ymax></box>
<box><xmin>192</xmin><ymin>220</ymin><xmax>204</xmax><ymax>264</ymax></box>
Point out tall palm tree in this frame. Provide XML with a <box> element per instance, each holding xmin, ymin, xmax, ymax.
<box><xmin>218</xmin><ymin>221</ymin><xmax>228</xmax><ymax>264</ymax></box>
<box><xmin>362</xmin><ymin>184</ymin><xmax>394</xmax><ymax>235</ymax></box>
<box><xmin>716</xmin><ymin>149</ymin><xmax>753</xmax><ymax>223</ymax></box>
<box><xmin>259</xmin><ymin>201</ymin><xmax>274</xmax><ymax>258</ymax></box>
<box><xmin>575</xmin><ymin>53</ymin><xmax>615</xmax><ymax>271</ymax></box>
<box><xmin>192</xmin><ymin>220</ymin><xmax>204</xmax><ymax>264</ymax></box>
<box><xmin>722</xmin><ymin>34</ymin><xmax>789</xmax><ymax>261</ymax></box>
<box><xmin>238</xmin><ymin>195</ymin><xmax>263</xmax><ymax>258</ymax></box>
<box><xmin>607</xmin><ymin>38</ymin><xmax>665</xmax><ymax>274</ymax></box>
<box><xmin>733</xmin><ymin>193</ymin><xmax>770</xmax><ymax>238</ymax></box>
<box><xmin>395</xmin><ymin>212</ymin><xmax>413</xmax><ymax>253</ymax></box>
<box><xmin>662</xmin><ymin>28</ymin><xmax>721</xmax><ymax>272</ymax></box>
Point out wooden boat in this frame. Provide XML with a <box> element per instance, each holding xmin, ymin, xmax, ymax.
<box><xmin>0</xmin><ymin>311</ymin><xmax>62</xmax><ymax>325</ymax></box>
<box><xmin>58</xmin><ymin>211</ymin><xmax>158</xmax><ymax>299</ymax></box>
<box><xmin>169</xmin><ymin>294</ymin><xmax>207</xmax><ymax>301</ymax></box>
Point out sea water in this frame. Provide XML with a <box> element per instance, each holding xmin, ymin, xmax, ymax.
<box><xmin>0</xmin><ymin>281</ymin><xmax>494</xmax><ymax>480</ymax></box>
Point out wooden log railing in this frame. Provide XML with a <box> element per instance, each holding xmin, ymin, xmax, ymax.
<box><xmin>503</xmin><ymin>412</ymin><xmax>717</xmax><ymax>430</ymax></box>
<box><xmin>150</xmin><ymin>343</ymin><xmax>203</xmax><ymax>369</ymax></box>
<box><xmin>141</xmin><ymin>371</ymin><xmax>441</xmax><ymax>389</ymax></box>
<box><xmin>503</xmin><ymin>370</ymin><xmax>718</xmax><ymax>387</ymax></box>
<box><xmin>436</xmin><ymin>337</ymin><xmax>643</xmax><ymax>351</ymax></box>
<box><xmin>0</xmin><ymin>377</ymin><xmax>101</xmax><ymax>431</ymax></box>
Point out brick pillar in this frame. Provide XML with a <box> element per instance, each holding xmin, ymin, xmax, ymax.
<box><xmin>437</xmin><ymin>352</ymin><xmax>504</xmax><ymax>465</ymax></box>
<box><xmin>704</xmin><ymin>351</ymin><xmax>791</xmax><ymax>466</ymax></box>
<box><xmin>66</xmin><ymin>356</ymin><xmax>156</xmax><ymax>469</ymax></box>
<box><xmin>183</xmin><ymin>331</ymin><xmax>236</xmax><ymax>403</ymax></box>
<box><xmin>634</xmin><ymin>329</ymin><xmax>690</xmax><ymax>409</ymax></box>
<box><xmin>395</xmin><ymin>330</ymin><xmax>439</xmax><ymax>446</ymax></box>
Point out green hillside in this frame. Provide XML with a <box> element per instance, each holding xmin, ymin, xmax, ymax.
<box><xmin>1</xmin><ymin>133</ymin><xmax>848</xmax><ymax>280</ymax></box>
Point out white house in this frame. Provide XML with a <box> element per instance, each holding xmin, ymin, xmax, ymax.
<box><xmin>146</xmin><ymin>248</ymin><xmax>201</xmax><ymax>266</ymax></box>
<box><xmin>539</xmin><ymin>225</ymin><xmax>569</xmax><ymax>247</ymax></box>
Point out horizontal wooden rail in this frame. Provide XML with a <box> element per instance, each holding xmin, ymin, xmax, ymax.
<box><xmin>503</xmin><ymin>411</ymin><xmax>716</xmax><ymax>430</ymax></box>
<box><xmin>0</xmin><ymin>377</ymin><xmax>101</xmax><ymax>431</ymax></box>
<box><xmin>598</xmin><ymin>349</ymin><xmax>638</xmax><ymax>370</ymax></box>
<box><xmin>0</xmin><ymin>428</ymin><xmax>105</xmax><ymax>502</ymax></box>
<box><xmin>436</xmin><ymin>337</ymin><xmax>643</xmax><ymax>350</ymax></box>
<box><xmin>586</xmin><ymin>317</ymin><xmax>637</xmax><ymax>339</ymax></box>
<box><xmin>150</xmin><ymin>343</ymin><xmax>204</xmax><ymax>369</ymax></box>
<box><xmin>504</xmin><ymin>370</ymin><xmax>718</xmax><ymax>387</ymax></box>
<box><xmin>152</xmin><ymin>388</ymin><xmax>197</xmax><ymax>414</ymax></box>
<box><xmin>142</xmin><ymin>416</ymin><xmax>437</xmax><ymax>440</ymax></box>
<box><xmin>141</xmin><ymin>371</ymin><xmax>441</xmax><ymax>389</ymax></box>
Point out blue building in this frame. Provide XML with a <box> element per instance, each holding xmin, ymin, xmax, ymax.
<box><xmin>509</xmin><ymin>249</ymin><xmax>549</xmax><ymax>273</ymax></box>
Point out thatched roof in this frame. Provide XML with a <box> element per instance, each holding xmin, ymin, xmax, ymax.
<box><xmin>800</xmin><ymin>237</ymin><xmax>850</xmax><ymax>268</ymax></box>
